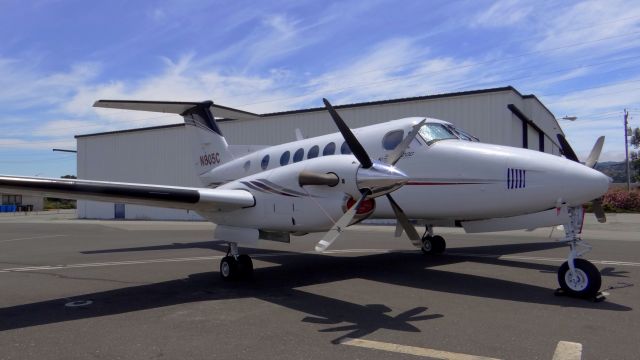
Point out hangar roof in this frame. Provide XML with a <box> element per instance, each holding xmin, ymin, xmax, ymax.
<box><xmin>76</xmin><ymin>86</ymin><xmax>556</xmax><ymax>138</ymax></box>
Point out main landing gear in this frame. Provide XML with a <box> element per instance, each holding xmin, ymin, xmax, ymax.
<box><xmin>420</xmin><ymin>225</ymin><xmax>446</xmax><ymax>255</ymax></box>
<box><xmin>220</xmin><ymin>242</ymin><xmax>253</xmax><ymax>280</ymax></box>
<box><xmin>556</xmin><ymin>207</ymin><xmax>602</xmax><ymax>299</ymax></box>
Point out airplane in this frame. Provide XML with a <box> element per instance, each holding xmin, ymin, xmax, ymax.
<box><xmin>0</xmin><ymin>98</ymin><xmax>610</xmax><ymax>299</ymax></box>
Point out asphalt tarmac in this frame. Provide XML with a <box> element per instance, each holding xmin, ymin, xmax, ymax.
<box><xmin>0</xmin><ymin>213</ymin><xmax>638</xmax><ymax>359</ymax></box>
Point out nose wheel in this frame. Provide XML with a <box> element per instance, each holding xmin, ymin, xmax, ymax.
<box><xmin>557</xmin><ymin>258</ymin><xmax>601</xmax><ymax>298</ymax></box>
<box><xmin>220</xmin><ymin>243</ymin><xmax>254</xmax><ymax>280</ymax></box>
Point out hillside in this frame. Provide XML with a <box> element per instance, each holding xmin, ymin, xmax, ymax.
<box><xmin>595</xmin><ymin>161</ymin><xmax>634</xmax><ymax>183</ymax></box>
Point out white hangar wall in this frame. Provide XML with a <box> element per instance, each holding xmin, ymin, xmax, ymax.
<box><xmin>76</xmin><ymin>124</ymin><xmax>204</xmax><ymax>220</ymax></box>
<box><xmin>76</xmin><ymin>87</ymin><xmax>563</xmax><ymax>220</ymax></box>
<box><xmin>219</xmin><ymin>87</ymin><xmax>562</xmax><ymax>155</ymax></box>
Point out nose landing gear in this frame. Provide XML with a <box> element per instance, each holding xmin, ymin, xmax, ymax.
<box><xmin>556</xmin><ymin>206</ymin><xmax>602</xmax><ymax>299</ymax></box>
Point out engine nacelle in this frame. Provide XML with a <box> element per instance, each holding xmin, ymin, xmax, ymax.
<box><xmin>202</xmin><ymin>156</ymin><xmax>363</xmax><ymax>233</ymax></box>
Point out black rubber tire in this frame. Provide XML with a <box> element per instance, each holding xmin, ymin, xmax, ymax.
<box><xmin>237</xmin><ymin>254</ymin><xmax>254</xmax><ymax>278</ymax></box>
<box><xmin>220</xmin><ymin>256</ymin><xmax>238</xmax><ymax>280</ymax></box>
<box><xmin>557</xmin><ymin>259</ymin><xmax>601</xmax><ymax>299</ymax></box>
<box><xmin>430</xmin><ymin>235</ymin><xmax>446</xmax><ymax>254</ymax></box>
<box><xmin>421</xmin><ymin>235</ymin><xmax>446</xmax><ymax>254</ymax></box>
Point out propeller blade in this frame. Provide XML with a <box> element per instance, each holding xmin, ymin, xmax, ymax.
<box><xmin>315</xmin><ymin>190</ymin><xmax>368</xmax><ymax>252</ymax></box>
<box><xmin>323</xmin><ymin>98</ymin><xmax>373</xmax><ymax>169</ymax></box>
<box><xmin>585</xmin><ymin>136</ymin><xmax>605</xmax><ymax>168</ymax></box>
<box><xmin>556</xmin><ymin>134</ymin><xmax>579</xmax><ymax>163</ymax></box>
<box><xmin>592</xmin><ymin>198</ymin><xmax>607</xmax><ymax>223</ymax></box>
<box><xmin>386</xmin><ymin>118</ymin><xmax>426</xmax><ymax>166</ymax></box>
<box><xmin>386</xmin><ymin>194</ymin><xmax>422</xmax><ymax>247</ymax></box>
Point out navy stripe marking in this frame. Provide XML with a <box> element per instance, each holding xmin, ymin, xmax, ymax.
<box><xmin>507</xmin><ymin>168</ymin><xmax>526</xmax><ymax>189</ymax></box>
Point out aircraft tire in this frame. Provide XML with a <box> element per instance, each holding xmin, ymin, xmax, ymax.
<box><xmin>557</xmin><ymin>259</ymin><xmax>601</xmax><ymax>298</ymax></box>
<box><xmin>237</xmin><ymin>254</ymin><xmax>254</xmax><ymax>278</ymax></box>
<box><xmin>220</xmin><ymin>256</ymin><xmax>238</xmax><ymax>280</ymax></box>
<box><xmin>421</xmin><ymin>235</ymin><xmax>446</xmax><ymax>254</ymax></box>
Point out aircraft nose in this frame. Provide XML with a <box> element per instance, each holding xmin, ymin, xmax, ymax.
<box><xmin>566</xmin><ymin>163</ymin><xmax>610</xmax><ymax>204</ymax></box>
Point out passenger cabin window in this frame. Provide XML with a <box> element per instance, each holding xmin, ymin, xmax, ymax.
<box><xmin>418</xmin><ymin>123</ymin><xmax>458</xmax><ymax>145</ymax></box>
<box><xmin>280</xmin><ymin>151</ymin><xmax>290</xmax><ymax>166</ymax></box>
<box><xmin>382</xmin><ymin>130</ymin><xmax>404</xmax><ymax>150</ymax></box>
<box><xmin>340</xmin><ymin>141</ymin><xmax>352</xmax><ymax>154</ymax></box>
<box><xmin>308</xmin><ymin>145</ymin><xmax>319</xmax><ymax>159</ymax></box>
<box><xmin>323</xmin><ymin>142</ymin><xmax>336</xmax><ymax>156</ymax></box>
<box><xmin>293</xmin><ymin>148</ymin><xmax>304</xmax><ymax>162</ymax></box>
<box><xmin>261</xmin><ymin>154</ymin><xmax>270</xmax><ymax>170</ymax></box>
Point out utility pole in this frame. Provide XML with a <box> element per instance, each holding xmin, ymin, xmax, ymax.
<box><xmin>624</xmin><ymin>109</ymin><xmax>630</xmax><ymax>191</ymax></box>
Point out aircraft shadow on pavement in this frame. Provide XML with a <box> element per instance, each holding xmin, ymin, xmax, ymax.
<box><xmin>0</xmin><ymin>241</ymin><xmax>632</xmax><ymax>339</ymax></box>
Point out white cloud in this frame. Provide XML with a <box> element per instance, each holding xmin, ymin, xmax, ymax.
<box><xmin>0</xmin><ymin>137</ymin><xmax>76</xmax><ymax>150</ymax></box>
<box><xmin>544</xmin><ymin>78</ymin><xmax>640</xmax><ymax>114</ymax></box>
<box><xmin>304</xmin><ymin>38</ymin><xmax>479</xmax><ymax>105</ymax></box>
<box><xmin>473</xmin><ymin>0</ymin><xmax>533</xmax><ymax>28</ymax></box>
<box><xmin>0</xmin><ymin>58</ymin><xmax>100</xmax><ymax>109</ymax></box>
<box><xmin>532</xmin><ymin>0</ymin><xmax>640</xmax><ymax>55</ymax></box>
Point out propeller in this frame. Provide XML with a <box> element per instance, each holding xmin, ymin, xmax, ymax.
<box><xmin>314</xmin><ymin>99</ymin><xmax>423</xmax><ymax>252</ymax></box>
<box><xmin>557</xmin><ymin>134</ymin><xmax>607</xmax><ymax>223</ymax></box>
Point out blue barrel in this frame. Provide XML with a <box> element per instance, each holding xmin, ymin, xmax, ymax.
<box><xmin>9</xmin><ymin>205</ymin><xmax>17</xmax><ymax>212</ymax></box>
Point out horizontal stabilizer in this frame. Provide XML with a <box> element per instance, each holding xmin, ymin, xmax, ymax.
<box><xmin>93</xmin><ymin>100</ymin><xmax>260</xmax><ymax>120</ymax></box>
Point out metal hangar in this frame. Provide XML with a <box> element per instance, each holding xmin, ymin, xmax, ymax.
<box><xmin>75</xmin><ymin>86</ymin><xmax>564</xmax><ymax>220</ymax></box>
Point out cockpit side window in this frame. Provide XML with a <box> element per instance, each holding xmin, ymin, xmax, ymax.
<box><xmin>382</xmin><ymin>130</ymin><xmax>404</xmax><ymax>150</ymax></box>
<box><xmin>418</xmin><ymin>123</ymin><xmax>458</xmax><ymax>145</ymax></box>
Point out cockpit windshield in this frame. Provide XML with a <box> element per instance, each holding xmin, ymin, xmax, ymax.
<box><xmin>445</xmin><ymin>125</ymin><xmax>479</xmax><ymax>142</ymax></box>
<box><xmin>418</xmin><ymin>123</ymin><xmax>458</xmax><ymax>144</ymax></box>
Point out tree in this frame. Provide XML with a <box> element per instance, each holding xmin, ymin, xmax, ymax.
<box><xmin>631</xmin><ymin>127</ymin><xmax>640</xmax><ymax>182</ymax></box>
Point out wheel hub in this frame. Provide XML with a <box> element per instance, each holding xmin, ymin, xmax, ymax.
<box><xmin>422</xmin><ymin>238</ymin><xmax>432</xmax><ymax>252</ymax></box>
<box><xmin>221</xmin><ymin>261</ymin><xmax>231</xmax><ymax>277</ymax></box>
<box><xmin>565</xmin><ymin>268</ymin><xmax>588</xmax><ymax>291</ymax></box>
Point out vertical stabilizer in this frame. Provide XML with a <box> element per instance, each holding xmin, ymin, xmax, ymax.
<box><xmin>181</xmin><ymin>102</ymin><xmax>232</xmax><ymax>176</ymax></box>
<box><xmin>93</xmin><ymin>99</ymin><xmax>234</xmax><ymax>182</ymax></box>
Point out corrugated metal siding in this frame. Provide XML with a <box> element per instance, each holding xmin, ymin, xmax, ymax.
<box><xmin>220</xmin><ymin>90</ymin><xmax>534</xmax><ymax>149</ymax></box>
<box><xmin>77</xmin><ymin>126</ymin><xmax>203</xmax><ymax>220</ymax></box>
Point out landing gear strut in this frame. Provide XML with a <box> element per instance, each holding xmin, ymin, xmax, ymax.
<box><xmin>556</xmin><ymin>206</ymin><xmax>601</xmax><ymax>298</ymax></box>
<box><xmin>421</xmin><ymin>225</ymin><xmax>446</xmax><ymax>254</ymax></box>
<box><xmin>220</xmin><ymin>242</ymin><xmax>253</xmax><ymax>280</ymax></box>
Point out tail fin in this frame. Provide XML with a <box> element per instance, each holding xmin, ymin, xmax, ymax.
<box><xmin>93</xmin><ymin>100</ymin><xmax>239</xmax><ymax>178</ymax></box>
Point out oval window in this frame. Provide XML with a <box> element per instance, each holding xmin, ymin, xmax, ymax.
<box><xmin>293</xmin><ymin>148</ymin><xmax>304</xmax><ymax>162</ymax></box>
<box><xmin>280</xmin><ymin>151</ymin><xmax>290</xmax><ymax>166</ymax></box>
<box><xmin>323</xmin><ymin>142</ymin><xmax>336</xmax><ymax>156</ymax></box>
<box><xmin>382</xmin><ymin>130</ymin><xmax>404</xmax><ymax>150</ymax></box>
<box><xmin>307</xmin><ymin>145</ymin><xmax>319</xmax><ymax>159</ymax></box>
<box><xmin>261</xmin><ymin>154</ymin><xmax>270</xmax><ymax>170</ymax></box>
<box><xmin>340</xmin><ymin>141</ymin><xmax>352</xmax><ymax>154</ymax></box>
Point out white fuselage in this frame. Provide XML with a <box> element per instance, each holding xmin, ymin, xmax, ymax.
<box><xmin>198</xmin><ymin>117</ymin><xmax>609</xmax><ymax>233</ymax></box>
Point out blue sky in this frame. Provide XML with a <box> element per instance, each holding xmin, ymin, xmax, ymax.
<box><xmin>1</xmin><ymin>0</ymin><xmax>639</xmax><ymax>177</ymax></box>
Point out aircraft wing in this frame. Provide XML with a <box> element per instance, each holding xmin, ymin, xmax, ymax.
<box><xmin>0</xmin><ymin>175</ymin><xmax>254</xmax><ymax>212</ymax></box>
